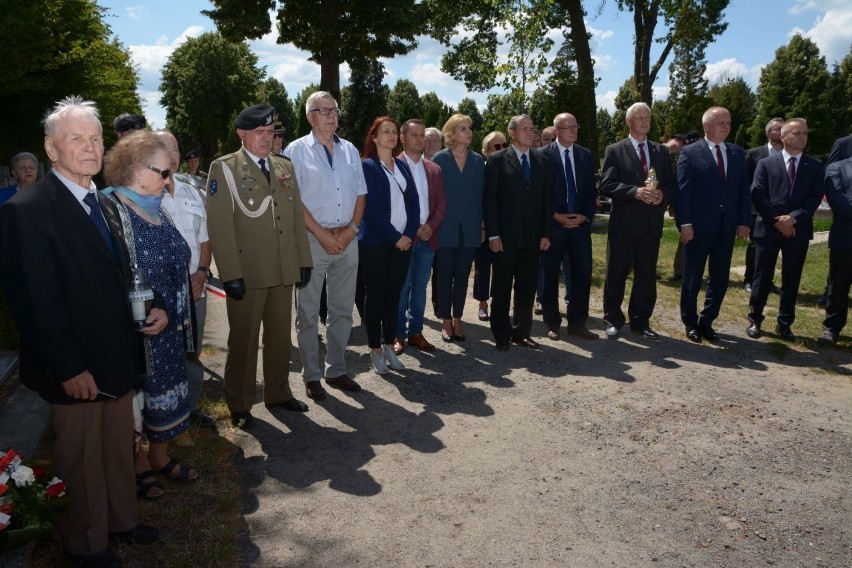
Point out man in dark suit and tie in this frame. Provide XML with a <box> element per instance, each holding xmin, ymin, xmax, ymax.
<box><xmin>539</xmin><ymin>112</ymin><xmax>598</xmax><ymax>341</ymax></box>
<box><xmin>744</xmin><ymin>117</ymin><xmax>784</xmax><ymax>292</ymax></box>
<box><xmin>600</xmin><ymin>102</ymin><xmax>675</xmax><ymax>340</ymax></box>
<box><xmin>484</xmin><ymin>114</ymin><xmax>552</xmax><ymax>350</ymax></box>
<box><xmin>676</xmin><ymin>106</ymin><xmax>751</xmax><ymax>342</ymax></box>
<box><xmin>818</xmin><ymin>155</ymin><xmax>852</xmax><ymax>344</ymax></box>
<box><xmin>828</xmin><ymin>134</ymin><xmax>852</xmax><ymax>165</ymax></box>
<box><xmin>0</xmin><ymin>96</ymin><xmax>163</xmax><ymax>567</ymax></box>
<box><xmin>746</xmin><ymin>118</ymin><xmax>824</xmax><ymax>340</ymax></box>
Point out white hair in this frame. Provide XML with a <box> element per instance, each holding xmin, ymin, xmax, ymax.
<box><xmin>305</xmin><ymin>91</ymin><xmax>337</xmax><ymax>115</ymax></box>
<box><xmin>42</xmin><ymin>95</ymin><xmax>101</xmax><ymax>137</ymax></box>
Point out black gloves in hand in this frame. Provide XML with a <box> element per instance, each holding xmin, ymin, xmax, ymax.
<box><xmin>223</xmin><ymin>278</ymin><xmax>245</xmax><ymax>300</ymax></box>
<box><xmin>296</xmin><ymin>267</ymin><xmax>312</xmax><ymax>289</ymax></box>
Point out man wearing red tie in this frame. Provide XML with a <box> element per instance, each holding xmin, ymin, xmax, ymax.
<box><xmin>746</xmin><ymin>118</ymin><xmax>824</xmax><ymax>340</ymax></box>
<box><xmin>676</xmin><ymin>107</ymin><xmax>751</xmax><ymax>342</ymax></box>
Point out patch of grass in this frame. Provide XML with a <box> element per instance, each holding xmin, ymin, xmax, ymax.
<box><xmin>29</xmin><ymin>411</ymin><xmax>242</xmax><ymax>567</ymax></box>
<box><xmin>766</xmin><ymin>341</ymin><xmax>791</xmax><ymax>359</ymax></box>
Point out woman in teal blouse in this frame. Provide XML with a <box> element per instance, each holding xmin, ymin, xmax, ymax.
<box><xmin>431</xmin><ymin>114</ymin><xmax>486</xmax><ymax>342</ymax></box>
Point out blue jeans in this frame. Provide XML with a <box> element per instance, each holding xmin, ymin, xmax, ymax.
<box><xmin>396</xmin><ymin>239</ymin><xmax>435</xmax><ymax>337</ymax></box>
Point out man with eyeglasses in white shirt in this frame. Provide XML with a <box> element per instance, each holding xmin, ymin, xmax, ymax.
<box><xmin>284</xmin><ymin>91</ymin><xmax>367</xmax><ymax>401</ymax></box>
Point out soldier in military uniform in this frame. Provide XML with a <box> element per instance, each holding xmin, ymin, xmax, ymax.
<box><xmin>175</xmin><ymin>149</ymin><xmax>208</xmax><ymax>202</ymax></box>
<box><xmin>206</xmin><ymin>104</ymin><xmax>313</xmax><ymax>428</ymax></box>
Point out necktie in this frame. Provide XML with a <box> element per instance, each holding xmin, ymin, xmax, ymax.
<box><xmin>787</xmin><ymin>156</ymin><xmax>796</xmax><ymax>193</ymax></box>
<box><xmin>638</xmin><ymin>142</ymin><xmax>648</xmax><ymax>175</ymax></box>
<box><xmin>83</xmin><ymin>192</ymin><xmax>116</xmax><ymax>261</ymax></box>
<box><xmin>564</xmin><ymin>148</ymin><xmax>577</xmax><ymax>213</ymax></box>
<box><xmin>521</xmin><ymin>153</ymin><xmax>530</xmax><ymax>182</ymax></box>
<box><xmin>715</xmin><ymin>144</ymin><xmax>726</xmax><ymax>182</ymax></box>
<box><xmin>259</xmin><ymin>158</ymin><xmax>270</xmax><ymax>183</ymax></box>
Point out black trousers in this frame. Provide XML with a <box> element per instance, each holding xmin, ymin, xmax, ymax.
<box><xmin>490</xmin><ymin>246</ymin><xmax>539</xmax><ymax>342</ymax></box>
<box><xmin>748</xmin><ymin>235</ymin><xmax>809</xmax><ymax>327</ymax></box>
<box><xmin>603</xmin><ymin>232</ymin><xmax>661</xmax><ymax>329</ymax></box>
<box><xmin>360</xmin><ymin>242</ymin><xmax>411</xmax><ymax>348</ymax></box>
<box><xmin>824</xmin><ymin>247</ymin><xmax>852</xmax><ymax>334</ymax></box>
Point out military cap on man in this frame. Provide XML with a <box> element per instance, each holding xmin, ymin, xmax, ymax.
<box><xmin>113</xmin><ymin>113</ymin><xmax>147</xmax><ymax>133</ymax></box>
<box><xmin>184</xmin><ymin>150</ymin><xmax>200</xmax><ymax>159</ymax></box>
<box><xmin>672</xmin><ymin>130</ymin><xmax>702</xmax><ymax>146</ymax></box>
<box><xmin>273</xmin><ymin>116</ymin><xmax>286</xmax><ymax>134</ymax></box>
<box><xmin>235</xmin><ymin>105</ymin><xmax>277</xmax><ymax>130</ymax></box>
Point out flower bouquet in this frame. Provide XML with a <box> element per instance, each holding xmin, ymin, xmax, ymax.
<box><xmin>0</xmin><ymin>449</ymin><xmax>71</xmax><ymax>553</ymax></box>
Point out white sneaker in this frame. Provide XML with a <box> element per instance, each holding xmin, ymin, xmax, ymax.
<box><xmin>382</xmin><ymin>344</ymin><xmax>405</xmax><ymax>370</ymax></box>
<box><xmin>370</xmin><ymin>349</ymin><xmax>389</xmax><ymax>374</ymax></box>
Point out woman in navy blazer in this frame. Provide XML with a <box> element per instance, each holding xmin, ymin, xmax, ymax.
<box><xmin>360</xmin><ymin>116</ymin><xmax>420</xmax><ymax>374</ymax></box>
<box><xmin>431</xmin><ymin>114</ymin><xmax>486</xmax><ymax>341</ymax></box>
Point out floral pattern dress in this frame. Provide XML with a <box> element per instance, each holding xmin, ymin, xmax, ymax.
<box><xmin>127</xmin><ymin>206</ymin><xmax>191</xmax><ymax>442</ymax></box>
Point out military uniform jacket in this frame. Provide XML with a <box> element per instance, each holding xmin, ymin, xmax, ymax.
<box><xmin>206</xmin><ymin>148</ymin><xmax>312</xmax><ymax>288</ymax></box>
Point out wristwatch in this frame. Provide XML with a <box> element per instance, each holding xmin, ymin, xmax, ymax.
<box><xmin>349</xmin><ymin>223</ymin><xmax>360</xmax><ymax>234</ymax></box>
<box><xmin>197</xmin><ymin>266</ymin><xmax>212</xmax><ymax>279</ymax></box>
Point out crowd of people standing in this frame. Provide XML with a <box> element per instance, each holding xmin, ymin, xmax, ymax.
<box><xmin>0</xmin><ymin>91</ymin><xmax>850</xmax><ymax>567</ymax></box>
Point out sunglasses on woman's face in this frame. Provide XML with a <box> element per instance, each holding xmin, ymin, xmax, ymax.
<box><xmin>145</xmin><ymin>165</ymin><xmax>171</xmax><ymax>179</ymax></box>
<box><xmin>492</xmin><ymin>142</ymin><xmax>508</xmax><ymax>150</ymax></box>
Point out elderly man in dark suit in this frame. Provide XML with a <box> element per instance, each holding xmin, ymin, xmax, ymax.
<box><xmin>539</xmin><ymin>112</ymin><xmax>598</xmax><ymax>341</ymax></box>
<box><xmin>676</xmin><ymin>106</ymin><xmax>751</xmax><ymax>342</ymax></box>
<box><xmin>0</xmin><ymin>96</ymin><xmax>163</xmax><ymax>568</ymax></box>
<box><xmin>484</xmin><ymin>114</ymin><xmax>552</xmax><ymax>350</ymax></box>
<box><xmin>600</xmin><ymin>102</ymin><xmax>675</xmax><ymax>340</ymax></box>
<box><xmin>746</xmin><ymin>118</ymin><xmax>824</xmax><ymax>340</ymax></box>
<box><xmin>819</xmin><ymin>155</ymin><xmax>852</xmax><ymax>344</ymax></box>
<box><xmin>744</xmin><ymin>117</ymin><xmax>784</xmax><ymax>292</ymax></box>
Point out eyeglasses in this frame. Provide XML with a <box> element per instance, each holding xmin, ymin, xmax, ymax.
<box><xmin>492</xmin><ymin>142</ymin><xmax>509</xmax><ymax>150</ymax></box>
<box><xmin>309</xmin><ymin>107</ymin><xmax>340</xmax><ymax>116</ymax></box>
<box><xmin>542</xmin><ymin>137</ymin><xmax>555</xmax><ymax>143</ymax></box>
<box><xmin>556</xmin><ymin>125</ymin><xmax>578</xmax><ymax>130</ymax></box>
<box><xmin>145</xmin><ymin>165</ymin><xmax>171</xmax><ymax>179</ymax></box>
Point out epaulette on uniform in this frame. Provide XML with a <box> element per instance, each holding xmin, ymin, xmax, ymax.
<box><xmin>269</xmin><ymin>153</ymin><xmax>292</xmax><ymax>162</ymax></box>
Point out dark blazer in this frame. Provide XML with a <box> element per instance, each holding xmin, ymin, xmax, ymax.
<box><xmin>745</xmin><ymin>144</ymin><xmax>771</xmax><ymax>184</ymax></box>
<box><xmin>360</xmin><ymin>156</ymin><xmax>420</xmax><ymax>246</ymax></box>
<box><xmin>396</xmin><ymin>153</ymin><xmax>448</xmax><ymax>251</ymax></box>
<box><xmin>676</xmin><ymin>140</ymin><xmax>751</xmax><ymax>236</ymax></box>
<box><xmin>828</xmin><ymin>135</ymin><xmax>852</xmax><ymax>165</ymax></box>
<box><xmin>0</xmin><ymin>172</ymin><xmax>144</xmax><ymax>403</ymax></box>
<box><xmin>484</xmin><ymin>146</ymin><xmax>552</xmax><ymax>249</ymax></box>
<box><xmin>432</xmin><ymin>148</ymin><xmax>485</xmax><ymax>248</ymax></box>
<box><xmin>825</xmin><ymin>157</ymin><xmax>852</xmax><ymax>249</ymax></box>
<box><xmin>538</xmin><ymin>142</ymin><xmax>597</xmax><ymax>222</ymax></box>
<box><xmin>751</xmin><ymin>152</ymin><xmax>824</xmax><ymax>242</ymax></box>
<box><xmin>600</xmin><ymin>138</ymin><xmax>675</xmax><ymax>239</ymax></box>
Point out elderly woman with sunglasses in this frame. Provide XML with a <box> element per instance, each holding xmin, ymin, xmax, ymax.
<box><xmin>431</xmin><ymin>114</ymin><xmax>486</xmax><ymax>342</ymax></box>
<box><xmin>103</xmin><ymin>131</ymin><xmax>199</xmax><ymax>500</ymax></box>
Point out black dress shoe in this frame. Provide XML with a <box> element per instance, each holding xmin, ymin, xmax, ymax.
<box><xmin>775</xmin><ymin>323</ymin><xmax>795</xmax><ymax>340</ymax></box>
<box><xmin>495</xmin><ymin>339</ymin><xmax>510</xmax><ymax>351</ymax></box>
<box><xmin>325</xmin><ymin>374</ymin><xmax>362</xmax><ymax>391</ymax></box>
<box><xmin>305</xmin><ymin>381</ymin><xmax>327</xmax><ymax>401</ymax></box>
<box><xmin>746</xmin><ymin>323</ymin><xmax>761</xmax><ymax>339</ymax></box>
<box><xmin>632</xmin><ymin>326</ymin><xmax>659</xmax><ymax>340</ymax></box>
<box><xmin>230</xmin><ymin>410</ymin><xmax>255</xmax><ymax>429</ymax></box>
<box><xmin>69</xmin><ymin>548</ymin><xmax>122</xmax><ymax>568</ymax></box>
<box><xmin>512</xmin><ymin>337</ymin><xmax>539</xmax><ymax>348</ymax></box>
<box><xmin>685</xmin><ymin>326</ymin><xmax>702</xmax><ymax>343</ymax></box>
<box><xmin>190</xmin><ymin>409</ymin><xmax>216</xmax><ymax>428</ymax></box>
<box><xmin>452</xmin><ymin>333</ymin><xmax>466</xmax><ymax>341</ymax></box>
<box><xmin>604</xmin><ymin>325</ymin><xmax>620</xmax><ymax>340</ymax></box>
<box><xmin>699</xmin><ymin>325</ymin><xmax>718</xmax><ymax>341</ymax></box>
<box><xmin>771</xmin><ymin>284</ymin><xmax>782</xmax><ymax>295</ymax></box>
<box><xmin>109</xmin><ymin>523</ymin><xmax>159</xmax><ymax>545</ymax></box>
<box><xmin>267</xmin><ymin>398</ymin><xmax>309</xmax><ymax>412</ymax></box>
<box><xmin>566</xmin><ymin>325</ymin><xmax>598</xmax><ymax>340</ymax></box>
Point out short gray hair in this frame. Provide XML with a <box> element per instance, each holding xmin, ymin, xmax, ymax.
<box><xmin>424</xmin><ymin>127</ymin><xmax>441</xmax><ymax>138</ymax></box>
<box><xmin>42</xmin><ymin>95</ymin><xmax>101</xmax><ymax>137</ymax></box>
<box><xmin>508</xmin><ymin>114</ymin><xmax>531</xmax><ymax>131</ymax></box>
<box><xmin>10</xmin><ymin>152</ymin><xmax>38</xmax><ymax>168</ymax></box>
<box><xmin>765</xmin><ymin>117</ymin><xmax>784</xmax><ymax>133</ymax></box>
<box><xmin>780</xmin><ymin>117</ymin><xmax>807</xmax><ymax>137</ymax></box>
<box><xmin>305</xmin><ymin>91</ymin><xmax>337</xmax><ymax>115</ymax></box>
<box><xmin>625</xmin><ymin>102</ymin><xmax>651</xmax><ymax>122</ymax></box>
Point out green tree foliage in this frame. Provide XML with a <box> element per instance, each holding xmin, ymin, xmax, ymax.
<box><xmin>339</xmin><ymin>59</ymin><xmax>388</xmax><ymax>152</ymax></box>
<box><xmin>203</xmin><ymin>0</ymin><xmax>420</xmax><ymax>103</ymax></box>
<box><xmin>610</xmin><ymin>79</ymin><xmax>640</xmax><ymax>141</ymax></box>
<box><xmin>293</xmin><ymin>83</ymin><xmax>321</xmax><ymax>139</ymax></box>
<box><xmin>749</xmin><ymin>34</ymin><xmax>833</xmax><ymax>155</ymax></box>
<box><xmin>257</xmin><ymin>78</ymin><xmax>297</xmax><ymax>144</ymax></box>
<box><xmin>457</xmin><ymin>98</ymin><xmax>485</xmax><ymax>152</ymax></box>
<box><xmin>596</xmin><ymin>108</ymin><xmax>616</xmax><ymax>161</ymax></box>
<box><xmin>616</xmin><ymin>0</ymin><xmax>730</xmax><ymax>104</ymax></box>
<box><xmin>664</xmin><ymin>40</ymin><xmax>710</xmax><ymax>139</ymax></box>
<box><xmin>481</xmin><ymin>90</ymin><xmax>527</xmax><ymax>149</ymax></box>
<box><xmin>708</xmin><ymin>75</ymin><xmax>756</xmax><ymax>148</ymax></box>
<box><xmin>160</xmin><ymin>32</ymin><xmax>264</xmax><ymax>161</ymax></box>
<box><xmin>387</xmin><ymin>80</ymin><xmax>424</xmax><ymax>125</ymax></box>
<box><xmin>826</xmin><ymin>46</ymin><xmax>852</xmax><ymax>138</ymax></box>
<box><xmin>650</xmin><ymin>99</ymin><xmax>673</xmax><ymax>141</ymax></box>
<box><xmin>420</xmin><ymin>92</ymin><xmax>454</xmax><ymax>128</ymax></box>
<box><xmin>0</xmin><ymin>0</ymin><xmax>141</xmax><ymax>163</ymax></box>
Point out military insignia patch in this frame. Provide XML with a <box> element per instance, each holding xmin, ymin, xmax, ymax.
<box><xmin>210</xmin><ymin>180</ymin><xmax>217</xmax><ymax>195</ymax></box>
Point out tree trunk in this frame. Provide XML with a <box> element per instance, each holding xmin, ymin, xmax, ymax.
<box><xmin>563</xmin><ymin>0</ymin><xmax>600</xmax><ymax>165</ymax></box>
<box><xmin>318</xmin><ymin>51</ymin><xmax>341</xmax><ymax>105</ymax></box>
